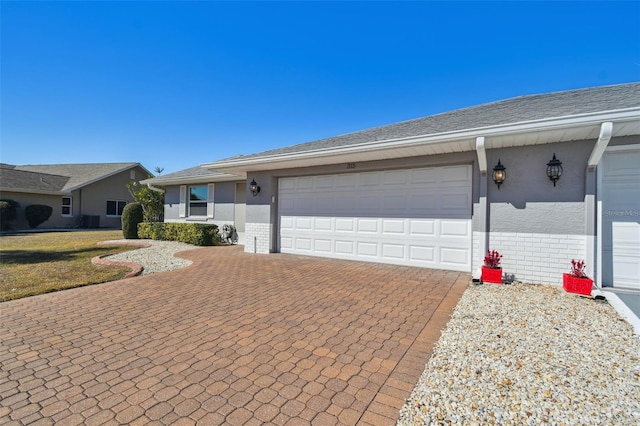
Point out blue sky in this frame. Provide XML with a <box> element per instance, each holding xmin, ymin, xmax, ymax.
<box><xmin>1</xmin><ymin>1</ymin><xmax>639</xmax><ymax>174</ymax></box>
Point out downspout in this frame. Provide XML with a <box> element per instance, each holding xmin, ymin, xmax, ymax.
<box><xmin>474</xmin><ymin>136</ymin><xmax>489</xmax><ymax>279</ymax></box>
<box><xmin>147</xmin><ymin>184</ymin><xmax>165</xmax><ymax>193</ymax></box>
<box><xmin>587</xmin><ymin>122</ymin><xmax>613</xmax><ymax>168</ymax></box>
<box><xmin>585</xmin><ymin>122</ymin><xmax>613</xmax><ymax>288</ymax></box>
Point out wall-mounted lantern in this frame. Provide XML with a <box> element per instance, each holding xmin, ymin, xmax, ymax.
<box><xmin>492</xmin><ymin>159</ymin><xmax>506</xmax><ymax>189</ymax></box>
<box><xmin>546</xmin><ymin>154</ymin><xmax>563</xmax><ymax>187</ymax></box>
<box><xmin>249</xmin><ymin>179</ymin><xmax>260</xmax><ymax>196</ymax></box>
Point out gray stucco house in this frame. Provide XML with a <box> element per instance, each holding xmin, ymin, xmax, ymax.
<box><xmin>0</xmin><ymin>162</ymin><xmax>150</xmax><ymax>230</ymax></box>
<box><xmin>143</xmin><ymin>82</ymin><xmax>640</xmax><ymax>291</ymax></box>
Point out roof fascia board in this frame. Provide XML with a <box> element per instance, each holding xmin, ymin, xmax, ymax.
<box><xmin>203</xmin><ymin>108</ymin><xmax>640</xmax><ymax>170</ymax></box>
<box><xmin>65</xmin><ymin>163</ymin><xmax>151</xmax><ymax>192</ymax></box>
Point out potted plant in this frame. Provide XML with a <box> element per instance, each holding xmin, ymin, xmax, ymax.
<box><xmin>563</xmin><ymin>259</ymin><xmax>593</xmax><ymax>296</ymax></box>
<box><xmin>481</xmin><ymin>249</ymin><xmax>503</xmax><ymax>284</ymax></box>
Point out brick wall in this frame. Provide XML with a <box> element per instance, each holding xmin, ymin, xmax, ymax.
<box><xmin>245</xmin><ymin>222</ymin><xmax>271</xmax><ymax>254</ymax></box>
<box><xmin>482</xmin><ymin>232</ymin><xmax>586</xmax><ymax>285</ymax></box>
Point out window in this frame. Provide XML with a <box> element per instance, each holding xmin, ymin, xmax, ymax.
<box><xmin>179</xmin><ymin>184</ymin><xmax>214</xmax><ymax>218</ymax></box>
<box><xmin>106</xmin><ymin>200</ymin><xmax>127</xmax><ymax>216</ymax></box>
<box><xmin>62</xmin><ymin>197</ymin><xmax>72</xmax><ymax>216</ymax></box>
<box><xmin>189</xmin><ymin>185</ymin><xmax>208</xmax><ymax>216</ymax></box>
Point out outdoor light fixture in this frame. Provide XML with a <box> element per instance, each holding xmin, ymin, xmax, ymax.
<box><xmin>492</xmin><ymin>159</ymin><xmax>506</xmax><ymax>189</ymax></box>
<box><xmin>250</xmin><ymin>179</ymin><xmax>260</xmax><ymax>196</ymax></box>
<box><xmin>546</xmin><ymin>154</ymin><xmax>563</xmax><ymax>187</ymax></box>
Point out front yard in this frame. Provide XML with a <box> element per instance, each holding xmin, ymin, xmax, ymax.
<box><xmin>0</xmin><ymin>230</ymin><xmax>136</xmax><ymax>301</ymax></box>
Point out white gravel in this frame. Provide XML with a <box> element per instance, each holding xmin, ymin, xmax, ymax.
<box><xmin>398</xmin><ymin>282</ymin><xmax>640</xmax><ymax>425</ymax></box>
<box><xmin>104</xmin><ymin>239</ymin><xmax>200</xmax><ymax>275</ymax></box>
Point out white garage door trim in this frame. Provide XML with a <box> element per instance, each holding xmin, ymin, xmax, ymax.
<box><xmin>278</xmin><ymin>165</ymin><xmax>472</xmax><ymax>271</ymax></box>
<box><xmin>599</xmin><ymin>147</ymin><xmax>640</xmax><ymax>290</ymax></box>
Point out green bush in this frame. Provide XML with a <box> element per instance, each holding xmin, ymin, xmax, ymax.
<box><xmin>25</xmin><ymin>204</ymin><xmax>53</xmax><ymax>228</ymax></box>
<box><xmin>0</xmin><ymin>199</ymin><xmax>19</xmax><ymax>230</ymax></box>
<box><xmin>121</xmin><ymin>202</ymin><xmax>143</xmax><ymax>239</ymax></box>
<box><xmin>137</xmin><ymin>222</ymin><xmax>219</xmax><ymax>246</ymax></box>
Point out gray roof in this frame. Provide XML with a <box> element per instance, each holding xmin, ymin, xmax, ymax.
<box><xmin>226</xmin><ymin>82</ymin><xmax>640</xmax><ymax>161</ymax></box>
<box><xmin>0</xmin><ymin>165</ymin><xmax>70</xmax><ymax>193</ymax></box>
<box><xmin>140</xmin><ymin>165</ymin><xmax>244</xmax><ymax>185</ymax></box>
<box><xmin>1</xmin><ymin>163</ymin><xmax>147</xmax><ymax>194</ymax></box>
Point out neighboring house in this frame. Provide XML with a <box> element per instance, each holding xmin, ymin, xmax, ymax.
<box><xmin>146</xmin><ymin>82</ymin><xmax>640</xmax><ymax>291</ymax></box>
<box><xmin>0</xmin><ymin>163</ymin><xmax>151</xmax><ymax>230</ymax></box>
<box><xmin>140</xmin><ymin>166</ymin><xmax>247</xmax><ymax>244</ymax></box>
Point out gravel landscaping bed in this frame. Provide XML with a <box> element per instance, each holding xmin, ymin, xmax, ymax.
<box><xmin>104</xmin><ymin>239</ymin><xmax>199</xmax><ymax>274</ymax></box>
<box><xmin>398</xmin><ymin>283</ymin><xmax>640</xmax><ymax>425</ymax></box>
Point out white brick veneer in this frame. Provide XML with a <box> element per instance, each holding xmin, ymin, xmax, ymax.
<box><xmin>475</xmin><ymin>231</ymin><xmax>586</xmax><ymax>285</ymax></box>
<box><xmin>245</xmin><ymin>222</ymin><xmax>271</xmax><ymax>254</ymax></box>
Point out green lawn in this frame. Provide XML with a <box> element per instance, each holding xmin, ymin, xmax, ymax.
<box><xmin>0</xmin><ymin>230</ymin><xmax>137</xmax><ymax>301</ymax></box>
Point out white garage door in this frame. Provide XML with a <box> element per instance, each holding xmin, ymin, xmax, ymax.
<box><xmin>601</xmin><ymin>149</ymin><xmax>640</xmax><ymax>290</ymax></box>
<box><xmin>278</xmin><ymin>165</ymin><xmax>472</xmax><ymax>271</ymax></box>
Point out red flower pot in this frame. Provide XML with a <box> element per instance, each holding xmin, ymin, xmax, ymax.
<box><xmin>563</xmin><ymin>273</ymin><xmax>593</xmax><ymax>296</ymax></box>
<box><xmin>481</xmin><ymin>266</ymin><xmax>503</xmax><ymax>284</ymax></box>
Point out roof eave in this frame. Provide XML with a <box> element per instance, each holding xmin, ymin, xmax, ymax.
<box><xmin>0</xmin><ymin>187</ymin><xmax>69</xmax><ymax>196</ymax></box>
<box><xmin>140</xmin><ymin>172</ymin><xmax>246</xmax><ymax>186</ymax></box>
<box><xmin>202</xmin><ymin>108</ymin><xmax>640</xmax><ymax>173</ymax></box>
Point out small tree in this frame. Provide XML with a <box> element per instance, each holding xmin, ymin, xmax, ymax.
<box><xmin>121</xmin><ymin>202</ymin><xmax>144</xmax><ymax>239</ymax></box>
<box><xmin>127</xmin><ymin>172</ymin><xmax>164</xmax><ymax>223</ymax></box>
<box><xmin>0</xmin><ymin>199</ymin><xmax>19</xmax><ymax>230</ymax></box>
<box><xmin>25</xmin><ymin>204</ymin><xmax>53</xmax><ymax>228</ymax></box>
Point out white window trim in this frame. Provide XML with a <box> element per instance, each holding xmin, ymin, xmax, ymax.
<box><xmin>61</xmin><ymin>196</ymin><xmax>73</xmax><ymax>217</ymax></box>
<box><xmin>179</xmin><ymin>185</ymin><xmax>187</xmax><ymax>218</ymax></box>
<box><xmin>180</xmin><ymin>184</ymin><xmax>214</xmax><ymax>219</ymax></box>
<box><xmin>207</xmin><ymin>183</ymin><xmax>215</xmax><ymax>218</ymax></box>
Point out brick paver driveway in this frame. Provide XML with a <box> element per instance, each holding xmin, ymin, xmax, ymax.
<box><xmin>1</xmin><ymin>245</ymin><xmax>468</xmax><ymax>425</ymax></box>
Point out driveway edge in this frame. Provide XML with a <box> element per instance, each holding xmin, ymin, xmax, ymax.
<box><xmin>360</xmin><ymin>273</ymin><xmax>471</xmax><ymax>425</ymax></box>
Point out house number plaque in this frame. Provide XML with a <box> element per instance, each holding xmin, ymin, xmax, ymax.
<box><xmin>346</xmin><ymin>163</ymin><xmax>356</xmax><ymax>169</ymax></box>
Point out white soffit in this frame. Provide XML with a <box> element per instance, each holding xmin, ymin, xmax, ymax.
<box><xmin>204</xmin><ymin>109</ymin><xmax>640</xmax><ymax>174</ymax></box>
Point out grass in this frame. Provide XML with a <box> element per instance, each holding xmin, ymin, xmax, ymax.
<box><xmin>0</xmin><ymin>230</ymin><xmax>139</xmax><ymax>302</ymax></box>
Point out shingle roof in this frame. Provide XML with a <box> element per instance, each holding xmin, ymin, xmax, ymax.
<box><xmin>226</xmin><ymin>82</ymin><xmax>640</xmax><ymax>161</ymax></box>
<box><xmin>13</xmin><ymin>163</ymin><xmax>143</xmax><ymax>191</ymax></box>
<box><xmin>0</xmin><ymin>167</ymin><xmax>70</xmax><ymax>193</ymax></box>
<box><xmin>1</xmin><ymin>163</ymin><xmax>147</xmax><ymax>194</ymax></box>
<box><xmin>140</xmin><ymin>165</ymin><xmax>243</xmax><ymax>185</ymax></box>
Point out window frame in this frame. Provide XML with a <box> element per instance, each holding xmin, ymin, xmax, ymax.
<box><xmin>106</xmin><ymin>200</ymin><xmax>127</xmax><ymax>217</ymax></box>
<box><xmin>61</xmin><ymin>196</ymin><xmax>73</xmax><ymax>217</ymax></box>
<box><xmin>188</xmin><ymin>185</ymin><xmax>208</xmax><ymax>217</ymax></box>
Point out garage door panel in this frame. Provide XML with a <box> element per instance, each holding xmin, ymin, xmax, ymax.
<box><xmin>382</xmin><ymin>170</ymin><xmax>408</xmax><ymax>185</ymax></box>
<box><xmin>279</xmin><ymin>166</ymin><xmax>471</xmax><ymax>271</ymax></box>
<box><xmin>357</xmin><ymin>242</ymin><xmax>378</xmax><ymax>257</ymax></box>
<box><xmin>441</xmin><ymin>247</ymin><xmax>470</xmax><ymax>266</ymax></box>
<box><xmin>335</xmin><ymin>240</ymin><xmax>355</xmax><ymax>255</ymax></box>
<box><xmin>410</xmin><ymin>220</ymin><xmax>436</xmax><ymax>236</ymax></box>
<box><xmin>357</xmin><ymin>219</ymin><xmax>378</xmax><ymax>233</ymax></box>
<box><xmin>440</xmin><ymin>220</ymin><xmax>471</xmax><ymax>237</ymax></box>
<box><xmin>335</xmin><ymin>218</ymin><xmax>355</xmax><ymax>232</ymax></box>
<box><xmin>314</xmin><ymin>218</ymin><xmax>332</xmax><ymax>231</ymax></box>
<box><xmin>409</xmin><ymin>246</ymin><xmax>436</xmax><ymax>263</ymax></box>
<box><xmin>383</xmin><ymin>219</ymin><xmax>406</xmax><ymax>234</ymax></box>
<box><xmin>382</xmin><ymin>244</ymin><xmax>405</xmax><ymax>259</ymax></box>
<box><xmin>314</xmin><ymin>239</ymin><xmax>332</xmax><ymax>253</ymax></box>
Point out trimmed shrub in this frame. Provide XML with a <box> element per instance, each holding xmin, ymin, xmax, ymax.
<box><xmin>137</xmin><ymin>222</ymin><xmax>219</xmax><ymax>246</ymax></box>
<box><xmin>121</xmin><ymin>202</ymin><xmax>143</xmax><ymax>239</ymax></box>
<box><xmin>137</xmin><ymin>222</ymin><xmax>166</xmax><ymax>240</ymax></box>
<box><xmin>0</xmin><ymin>199</ymin><xmax>19</xmax><ymax>230</ymax></box>
<box><xmin>25</xmin><ymin>204</ymin><xmax>53</xmax><ymax>228</ymax></box>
